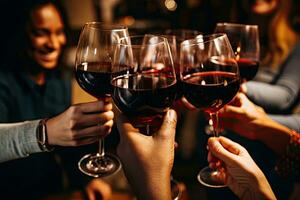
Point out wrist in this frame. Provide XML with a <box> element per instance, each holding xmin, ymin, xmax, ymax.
<box><xmin>36</xmin><ymin>119</ymin><xmax>55</xmax><ymax>152</ymax></box>
<box><xmin>137</xmin><ymin>173</ymin><xmax>172</xmax><ymax>200</ymax></box>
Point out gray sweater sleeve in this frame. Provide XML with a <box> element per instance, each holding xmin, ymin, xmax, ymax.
<box><xmin>0</xmin><ymin>120</ymin><xmax>42</xmax><ymax>163</ymax></box>
<box><xmin>246</xmin><ymin>43</ymin><xmax>300</xmax><ymax>114</ymax></box>
<box><xmin>269</xmin><ymin>114</ymin><xmax>300</xmax><ymax>133</ymax></box>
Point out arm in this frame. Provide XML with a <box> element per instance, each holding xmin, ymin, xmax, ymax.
<box><xmin>245</xmin><ymin>43</ymin><xmax>300</xmax><ymax>113</ymax></box>
<box><xmin>269</xmin><ymin>114</ymin><xmax>300</xmax><ymax>132</ymax></box>
<box><xmin>0</xmin><ymin>120</ymin><xmax>41</xmax><ymax>163</ymax></box>
<box><xmin>0</xmin><ymin>100</ymin><xmax>114</xmax><ymax>163</ymax></box>
<box><xmin>220</xmin><ymin>93</ymin><xmax>292</xmax><ymax>155</ymax></box>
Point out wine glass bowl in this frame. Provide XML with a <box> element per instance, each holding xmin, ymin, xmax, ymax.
<box><xmin>180</xmin><ymin>33</ymin><xmax>240</xmax><ymax>187</ymax></box>
<box><xmin>75</xmin><ymin>22</ymin><xmax>129</xmax><ymax>177</ymax></box>
<box><xmin>215</xmin><ymin>23</ymin><xmax>260</xmax><ymax>82</ymax></box>
<box><xmin>111</xmin><ymin>35</ymin><xmax>177</xmax><ymax>135</ymax></box>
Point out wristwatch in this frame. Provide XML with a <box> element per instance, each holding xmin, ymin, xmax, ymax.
<box><xmin>37</xmin><ymin>118</ymin><xmax>55</xmax><ymax>152</ymax></box>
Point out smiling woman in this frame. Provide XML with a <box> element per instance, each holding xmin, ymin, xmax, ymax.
<box><xmin>0</xmin><ymin>1</ymin><xmax>112</xmax><ymax>200</ymax></box>
<box><xmin>27</xmin><ymin>3</ymin><xmax>66</xmax><ymax>70</ymax></box>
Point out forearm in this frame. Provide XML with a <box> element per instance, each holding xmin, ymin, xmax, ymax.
<box><xmin>256</xmin><ymin>117</ymin><xmax>292</xmax><ymax>155</ymax></box>
<box><xmin>0</xmin><ymin>120</ymin><xmax>42</xmax><ymax>163</ymax></box>
<box><xmin>269</xmin><ymin>114</ymin><xmax>300</xmax><ymax>132</ymax></box>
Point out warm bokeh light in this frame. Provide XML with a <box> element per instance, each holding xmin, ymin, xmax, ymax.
<box><xmin>165</xmin><ymin>0</ymin><xmax>177</xmax><ymax>11</ymax></box>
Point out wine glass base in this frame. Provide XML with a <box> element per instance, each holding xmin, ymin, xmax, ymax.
<box><xmin>78</xmin><ymin>153</ymin><xmax>121</xmax><ymax>177</ymax></box>
<box><xmin>197</xmin><ymin>166</ymin><xmax>227</xmax><ymax>188</ymax></box>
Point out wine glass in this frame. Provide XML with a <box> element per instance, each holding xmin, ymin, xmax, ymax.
<box><xmin>215</xmin><ymin>23</ymin><xmax>260</xmax><ymax>82</ymax></box>
<box><xmin>164</xmin><ymin>29</ymin><xmax>201</xmax><ymax>99</ymax></box>
<box><xmin>180</xmin><ymin>34</ymin><xmax>240</xmax><ymax>187</ymax></box>
<box><xmin>75</xmin><ymin>22</ymin><xmax>129</xmax><ymax>177</ymax></box>
<box><xmin>111</xmin><ymin>34</ymin><xmax>177</xmax><ymax>135</ymax></box>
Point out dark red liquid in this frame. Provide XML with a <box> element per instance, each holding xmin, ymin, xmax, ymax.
<box><xmin>112</xmin><ymin>74</ymin><xmax>177</xmax><ymax>134</ymax></box>
<box><xmin>182</xmin><ymin>71</ymin><xmax>240</xmax><ymax>113</ymax></box>
<box><xmin>174</xmin><ymin>63</ymin><xmax>183</xmax><ymax>100</ymax></box>
<box><xmin>75</xmin><ymin>62</ymin><xmax>112</xmax><ymax>98</ymax></box>
<box><xmin>237</xmin><ymin>58</ymin><xmax>259</xmax><ymax>81</ymax></box>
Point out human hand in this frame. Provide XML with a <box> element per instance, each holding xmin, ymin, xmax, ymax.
<box><xmin>207</xmin><ymin>137</ymin><xmax>276</xmax><ymax>200</ymax></box>
<box><xmin>46</xmin><ymin>99</ymin><xmax>114</xmax><ymax>146</ymax></box>
<box><xmin>84</xmin><ymin>178</ymin><xmax>112</xmax><ymax>200</ymax></box>
<box><xmin>240</xmin><ymin>83</ymin><xmax>247</xmax><ymax>93</ymax></box>
<box><xmin>117</xmin><ymin>109</ymin><xmax>177</xmax><ymax>200</ymax></box>
<box><xmin>219</xmin><ymin>93</ymin><xmax>270</xmax><ymax>140</ymax></box>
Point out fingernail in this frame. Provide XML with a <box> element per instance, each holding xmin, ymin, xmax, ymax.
<box><xmin>168</xmin><ymin>109</ymin><xmax>176</xmax><ymax>119</ymax></box>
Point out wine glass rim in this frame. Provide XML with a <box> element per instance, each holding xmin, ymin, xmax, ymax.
<box><xmin>181</xmin><ymin>33</ymin><xmax>227</xmax><ymax>47</ymax></box>
<box><xmin>119</xmin><ymin>35</ymin><xmax>167</xmax><ymax>47</ymax></box>
<box><xmin>83</xmin><ymin>21</ymin><xmax>128</xmax><ymax>31</ymax></box>
<box><xmin>216</xmin><ymin>22</ymin><xmax>258</xmax><ymax>28</ymax></box>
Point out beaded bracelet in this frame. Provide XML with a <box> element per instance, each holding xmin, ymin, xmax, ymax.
<box><xmin>275</xmin><ymin>130</ymin><xmax>300</xmax><ymax>178</ymax></box>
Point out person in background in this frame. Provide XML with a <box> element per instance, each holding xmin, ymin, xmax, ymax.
<box><xmin>116</xmin><ymin>109</ymin><xmax>277</xmax><ymax>200</ymax></box>
<box><xmin>238</xmin><ymin>0</ymin><xmax>300</xmax><ymax>116</ymax></box>
<box><xmin>0</xmin><ymin>0</ymin><xmax>112</xmax><ymax>199</ymax></box>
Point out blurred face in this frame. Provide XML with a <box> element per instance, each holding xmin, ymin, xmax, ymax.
<box><xmin>26</xmin><ymin>4</ymin><xmax>66</xmax><ymax>69</ymax></box>
<box><xmin>251</xmin><ymin>0</ymin><xmax>279</xmax><ymax>15</ymax></box>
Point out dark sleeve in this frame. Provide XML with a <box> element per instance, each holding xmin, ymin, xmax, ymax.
<box><xmin>269</xmin><ymin>114</ymin><xmax>300</xmax><ymax>132</ymax></box>
<box><xmin>0</xmin><ymin>81</ymin><xmax>12</xmax><ymax>121</ymax></box>
<box><xmin>246</xmin><ymin>44</ymin><xmax>300</xmax><ymax>114</ymax></box>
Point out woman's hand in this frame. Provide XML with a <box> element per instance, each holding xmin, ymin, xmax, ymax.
<box><xmin>219</xmin><ymin>93</ymin><xmax>270</xmax><ymax>140</ymax></box>
<box><xmin>46</xmin><ymin>100</ymin><xmax>114</xmax><ymax>147</ymax></box>
<box><xmin>117</xmin><ymin>109</ymin><xmax>177</xmax><ymax>200</ymax></box>
<box><xmin>207</xmin><ymin>136</ymin><xmax>276</xmax><ymax>200</ymax></box>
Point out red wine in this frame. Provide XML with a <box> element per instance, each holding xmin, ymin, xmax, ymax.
<box><xmin>182</xmin><ymin>71</ymin><xmax>240</xmax><ymax>113</ymax></box>
<box><xmin>237</xmin><ymin>58</ymin><xmax>259</xmax><ymax>81</ymax></box>
<box><xmin>75</xmin><ymin>62</ymin><xmax>112</xmax><ymax>98</ymax></box>
<box><xmin>174</xmin><ymin>62</ymin><xmax>183</xmax><ymax>100</ymax></box>
<box><xmin>112</xmin><ymin>74</ymin><xmax>177</xmax><ymax>134</ymax></box>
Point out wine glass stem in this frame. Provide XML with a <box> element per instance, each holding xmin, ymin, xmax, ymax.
<box><xmin>209</xmin><ymin>112</ymin><xmax>219</xmax><ymax>137</ymax></box>
<box><xmin>97</xmin><ymin>138</ymin><xmax>105</xmax><ymax>157</ymax></box>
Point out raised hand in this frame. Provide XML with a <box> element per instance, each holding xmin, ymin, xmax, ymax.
<box><xmin>46</xmin><ymin>100</ymin><xmax>114</xmax><ymax>147</ymax></box>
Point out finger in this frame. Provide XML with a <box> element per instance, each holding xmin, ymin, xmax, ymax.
<box><xmin>218</xmin><ymin>136</ymin><xmax>244</xmax><ymax>155</ymax></box>
<box><xmin>156</xmin><ymin>109</ymin><xmax>177</xmax><ymax>139</ymax></box>
<box><xmin>207</xmin><ymin>151</ymin><xmax>219</xmax><ymax>163</ymax></box>
<box><xmin>75</xmin><ymin>120</ymin><xmax>113</xmax><ymax>139</ymax></box>
<box><xmin>85</xmin><ymin>189</ymin><xmax>96</xmax><ymax>200</ymax></box>
<box><xmin>78</xmin><ymin>101</ymin><xmax>113</xmax><ymax>113</ymax></box>
<box><xmin>75</xmin><ymin>111</ymin><xmax>114</xmax><ymax>127</ymax></box>
<box><xmin>219</xmin><ymin>105</ymin><xmax>244</xmax><ymax>119</ymax></box>
<box><xmin>69</xmin><ymin>136</ymin><xmax>102</xmax><ymax>146</ymax></box>
<box><xmin>227</xmin><ymin>93</ymin><xmax>242</xmax><ymax>106</ymax></box>
<box><xmin>207</xmin><ymin>137</ymin><xmax>239</xmax><ymax>164</ymax></box>
<box><xmin>209</xmin><ymin>162</ymin><xmax>218</xmax><ymax>169</ymax></box>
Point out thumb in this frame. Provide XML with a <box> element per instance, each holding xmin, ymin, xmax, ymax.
<box><xmin>156</xmin><ymin>109</ymin><xmax>177</xmax><ymax>139</ymax></box>
<box><xmin>207</xmin><ymin>137</ymin><xmax>239</xmax><ymax>165</ymax></box>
